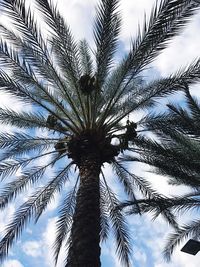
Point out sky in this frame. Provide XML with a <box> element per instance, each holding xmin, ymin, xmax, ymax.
<box><xmin>0</xmin><ymin>0</ymin><xmax>200</xmax><ymax>267</ymax></box>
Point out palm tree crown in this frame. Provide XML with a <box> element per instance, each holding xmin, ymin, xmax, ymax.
<box><xmin>0</xmin><ymin>0</ymin><xmax>200</xmax><ymax>266</ymax></box>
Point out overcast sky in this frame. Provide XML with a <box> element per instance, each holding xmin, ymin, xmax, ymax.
<box><xmin>1</xmin><ymin>1</ymin><xmax>200</xmax><ymax>267</ymax></box>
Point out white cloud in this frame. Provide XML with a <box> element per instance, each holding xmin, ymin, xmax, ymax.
<box><xmin>22</xmin><ymin>240</ymin><xmax>42</xmax><ymax>257</ymax></box>
<box><xmin>126</xmin><ymin>213</ymin><xmax>200</xmax><ymax>267</ymax></box>
<box><xmin>46</xmin><ymin>191</ymin><xmax>60</xmax><ymax>212</ymax></box>
<box><xmin>2</xmin><ymin>260</ymin><xmax>24</xmax><ymax>267</ymax></box>
<box><xmin>56</xmin><ymin>0</ymin><xmax>158</xmax><ymax>51</ymax></box>
<box><xmin>154</xmin><ymin>12</ymin><xmax>200</xmax><ymax>76</ymax></box>
<box><xmin>120</xmin><ymin>0</ymin><xmax>158</xmax><ymax>49</ymax></box>
<box><xmin>100</xmin><ymin>188</ymin><xmax>200</xmax><ymax>266</ymax></box>
<box><xmin>155</xmin><ymin>252</ymin><xmax>200</xmax><ymax>267</ymax></box>
<box><xmin>0</xmin><ymin>204</ymin><xmax>15</xmax><ymax>238</ymax></box>
<box><xmin>190</xmin><ymin>83</ymin><xmax>200</xmax><ymax>98</ymax></box>
<box><xmin>19</xmin><ymin>217</ymin><xmax>66</xmax><ymax>266</ymax></box>
<box><xmin>134</xmin><ymin>250</ymin><xmax>147</xmax><ymax>264</ymax></box>
<box><xmin>25</xmin><ymin>228</ymin><xmax>33</xmax><ymax>234</ymax></box>
<box><xmin>102</xmin><ymin>238</ymin><xmax>134</xmax><ymax>267</ymax></box>
<box><xmin>0</xmin><ymin>92</ymin><xmax>25</xmax><ymax>133</ymax></box>
<box><xmin>140</xmin><ymin>164</ymin><xmax>190</xmax><ymax>197</ymax></box>
<box><xmin>56</xmin><ymin>0</ymin><xmax>98</xmax><ymax>45</ymax></box>
<box><xmin>41</xmin><ymin>217</ymin><xmax>67</xmax><ymax>267</ymax></box>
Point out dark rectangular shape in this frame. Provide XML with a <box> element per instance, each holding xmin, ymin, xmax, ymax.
<box><xmin>181</xmin><ymin>239</ymin><xmax>200</xmax><ymax>255</ymax></box>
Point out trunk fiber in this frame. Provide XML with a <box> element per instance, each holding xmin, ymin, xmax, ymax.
<box><xmin>66</xmin><ymin>155</ymin><xmax>101</xmax><ymax>267</ymax></box>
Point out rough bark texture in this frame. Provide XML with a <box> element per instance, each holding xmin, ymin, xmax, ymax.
<box><xmin>66</xmin><ymin>154</ymin><xmax>101</xmax><ymax>267</ymax></box>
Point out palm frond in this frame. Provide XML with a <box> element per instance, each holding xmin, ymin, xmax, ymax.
<box><xmin>111</xmin><ymin>161</ymin><xmax>141</xmax><ymax>214</ymax></box>
<box><xmin>79</xmin><ymin>39</ymin><xmax>93</xmax><ymax>76</ymax></box>
<box><xmin>53</xmin><ymin>176</ymin><xmax>79</xmax><ymax>265</ymax></box>
<box><xmin>0</xmin><ymin>162</ymin><xmax>73</xmax><ymax>262</ymax></box>
<box><xmin>35</xmin><ymin>0</ymin><xmax>88</xmax><ymax>126</ymax></box>
<box><xmin>0</xmin><ymin>156</ymin><xmax>62</xmax><ymax>210</ymax></box>
<box><xmin>0</xmin><ymin>39</ymin><xmax>83</xmax><ymax>130</ymax></box>
<box><xmin>121</xmin><ymin>193</ymin><xmax>200</xmax><ymax>215</ymax></box>
<box><xmin>163</xmin><ymin>219</ymin><xmax>200</xmax><ymax>261</ymax></box>
<box><xmin>0</xmin><ymin>135</ymin><xmax>57</xmax><ymax>161</ymax></box>
<box><xmin>100</xmin><ymin>181</ymin><xmax>110</xmax><ymax>242</ymax></box>
<box><xmin>36</xmin><ymin>0</ymin><xmax>81</xmax><ymax>81</ymax></box>
<box><xmin>1</xmin><ymin>1</ymin><xmax>84</xmax><ymax>129</ymax></box>
<box><xmin>0</xmin><ymin>132</ymin><xmax>56</xmax><ymax>150</ymax></box>
<box><xmin>131</xmin><ymin>134</ymin><xmax>200</xmax><ymax>188</ymax></box>
<box><xmin>130</xmin><ymin>0</ymin><xmax>200</xmax><ymax>73</ymax></box>
<box><xmin>115</xmin><ymin>159</ymin><xmax>159</xmax><ymax>198</ymax></box>
<box><xmin>97</xmin><ymin>1</ymin><xmax>200</xmax><ymax>127</ymax></box>
<box><xmin>107</xmin><ymin>60</ymin><xmax>200</xmax><ymax>129</ymax></box>
<box><xmin>0</xmin><ymin>150</ymin><xmax>57</xmax><ymax>181</ymax></box>
<box><xmin>94</xmin><ymin>0</ymin><xmax>121</xmax><ymax>87</ymax></box>
<box><xmin>0</xmin><ymin>68</ymin><xmax>78</xmax><ymax>133</ymax></box>
<box><xmin>0</xmin><ymin>0</ymin><xmax>200</xmax><ymax>265</ymax></box>
<box><xmin>101</xmin><ymin>173</ymin><xmax>132</xmax><ymax>267</ymax></box>
<box><xmin>184</xmin><ymin>86</ymin><xmax>200</xmax><ymax>119</ymax></box>
<box><xmin>0</xmin><ymin>108</ymin><xmax>48</xmax><ymax>130</ymax></box>
<box><xmin>34</xmin><ymin>163</ymin><xmax>73</xmax><ymax>222</ymax></box>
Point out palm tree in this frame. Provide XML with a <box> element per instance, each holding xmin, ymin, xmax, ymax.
<box><xmin>120</xmin><ymin>87</ymin><xmax>200</xmax><ymax>261</ymax></box>
<box><xmin>0</xmin><ymin>0</ymin><xmax>200</xmax><ymax>266</ymax></box>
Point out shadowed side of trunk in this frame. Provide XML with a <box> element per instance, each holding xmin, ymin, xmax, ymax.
<box><xmin>66</xmin><ymin>155</ymin><xmax>101</xmax><ymax>267</ymax></box>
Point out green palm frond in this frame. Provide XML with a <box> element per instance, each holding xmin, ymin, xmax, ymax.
<box><xmin>111</xmin><ymin>161</ymin><xmax>141</xmax><ymax>214</ymax></box>
<box><xmin>131</xmin><ymin>134</ymin><xmax>200</xmax><ymax>187</ymax></box>
<box><xmin>130</xmin><ymin>0</ymin><xmax>199</xmax><ymax>73</ymax></box>
<box><xmin>0</xmin><ymin>108</ymin><xmax>50</xmax><ymax>130</ymax></box>
<box><xmin>0</xmin><ymin>155</ymin><xmax>67</xmax><ymax>210</ymax></box>
<box><xmin>116</xmin><ymin>159</ymin><xmax>160</xmax><ymax>198</ymax></box>
<box><xmin>1</xmin><ymin>1</ymin><xmax>84</xmax><ymax>129</ymax></box>
<box><xmin>140</xmin><ymin>85</ymin><xmax>200</xmax><ymax>136</ymax></box>
<box><xmin>35</xmin><ymin>0</ymin><xmax>87</xmax><ymax>124</ymax></box>
<box><xmin>101</xmin><ymin>174</ymin><xmax>132</xmax><ymax>267</ymax></box>
<box><xmin>0</xmin><ymin>39</ymin><xmax>81</xmax><ymax>128</ymax></box>
<box><xmin>79</xmin><ymin>39</ymin><xmax>93</xmax><ymax>76</ymax></box>
<box><xmin>0</xmin><ymin>137</ymin><xmax>56</xmax><ymax>161</ymax></box>
<box><xmin>34</xmin><ymin>164</ymin><xmax>73</xmax><ymax>222</ymax></box>
<box><xmin>53</xmin><ymin>176</ymin><xmax>78</xmax><ymax>265</ymax></box>
<box><xmin>0</xmin><ymin>150</ymin><xmax>56</xmax><ymax>181</ymax></box>
<box><xmin>36</xmin><ymin>0</ymin><xmax>81</xmax><ymax>80</ymax></box>
<box><xmin>97</xmin><ymin>0</ymin><xmax>200</xmax><ymax>126</ymax></box>
<box><xmin>0</xmin><ymin>132</ymin><xmax>56</xmax><ymax>149</ymax></box>
<box><xmin>0</xmin><ymin>68</ymin><xmax>78</xmax><ymax>132</ymax></box>
<box><xmin>100</xmin><ymin>184</ymin><xmax>110</xmax><ymax>242</ymax></box>
<box><xmin>163</xmin><ymin>220</ymin><xmax>200</xmax><ymax>261</ymax></box>
<box><xmin>94</xmin><ymin>0</ymin><xmax>121</xmax><ymax>87</ymax></box>
<box><xmin>122</xmin><ymin>193</ymin><xmax>200</xmax><ymax>261</ymax></box>
<box><xmin>121</xmin><ymin>193</ymin><xmax>200</xmax><ymax>215</ymax></box>
<box><xmin>0</xmin><ymin>162</ymin><xmax>73</xmax><ymax>262</ymax></box>
<box><xmin>106</xmin><ymin>60</ymin><xmax>200</xmax><ymax>129</ymax></box>
<box><xmin>128</xmin><ymin>85</ymin><xmax>200</xmax><ymax>260</ymax></box>
<box><xmin>112</xmin><ymin>161</ymin><xmax>138</xmax><ymax>198</ymax></box>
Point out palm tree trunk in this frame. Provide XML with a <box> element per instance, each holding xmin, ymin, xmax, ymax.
<box><xmin>66</xmin><ymin>154</ymin><xmax>101</xmax><ymax>267</ymax></box>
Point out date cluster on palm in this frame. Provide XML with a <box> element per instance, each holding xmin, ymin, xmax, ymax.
<box><xmin>67</xmin><ymin>129</ymin><xmax>120</xmax><ymax>165</ymax></box>
<box><xmin>46</xmin><ymin>114</ymin><xmax>65</xmax><ymax>132</ymax></box>
<box><xmin>79</xmin><ymin>74</ymin><xmax>96</xmax><ymax>95</ymax></box>
<box><xmin>46</xmin><ymin>114</ymin><xmax>57</xmax><ymax>129</ymax></box>
<box><xmin>54</xmin><ymin>140</ymin><xmax>67</xmax><ymax>154</ymax></box>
